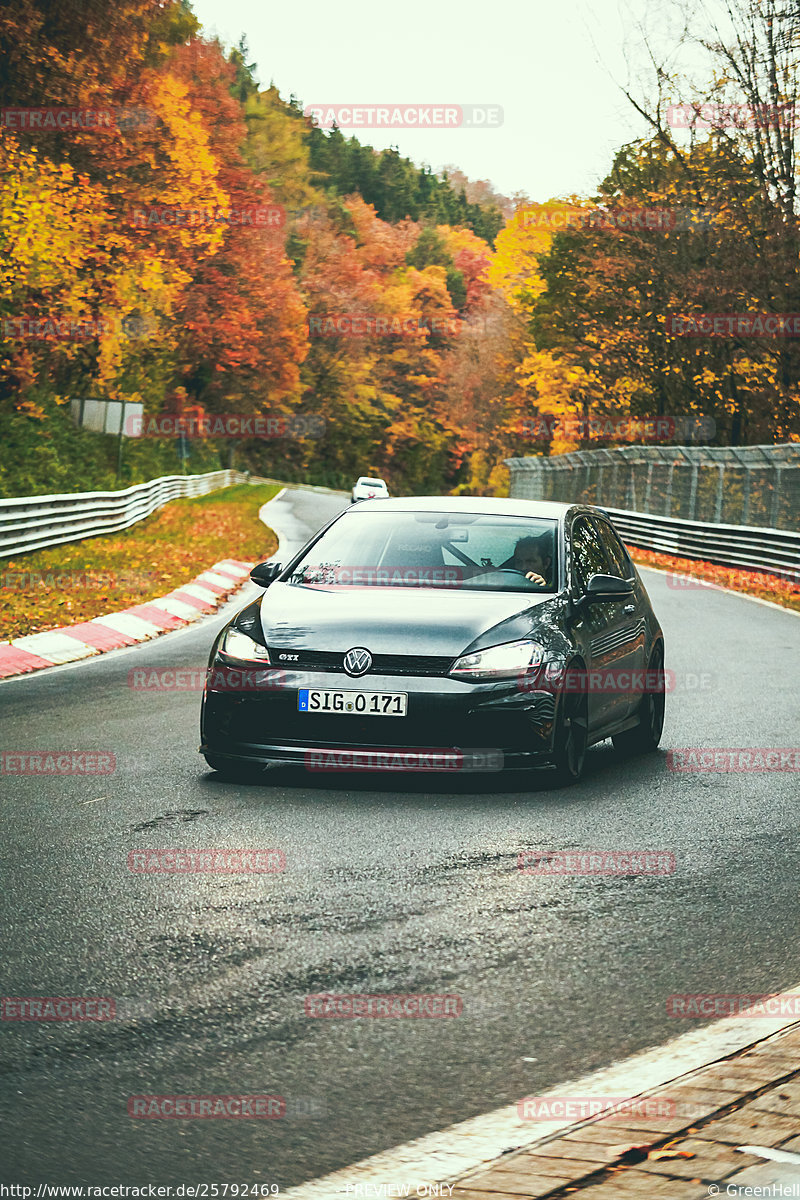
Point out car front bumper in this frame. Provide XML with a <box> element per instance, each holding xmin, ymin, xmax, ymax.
<box><xmin>200</xmin><ymin>664</ymin><xmax>560</xmax><ymax>773</ymax></box>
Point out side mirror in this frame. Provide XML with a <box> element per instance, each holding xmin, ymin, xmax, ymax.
<box><xmin>250</xmin><ymin>561</ymin><xmax>282</xmax><ymax>587</ymax></box>
<box><xmin>583</xmin><ymin>573</ymin><xmax>634</xmax><ymax>603</ymax></box>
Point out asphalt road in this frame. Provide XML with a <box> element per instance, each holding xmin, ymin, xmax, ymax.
<box><xmin>1</xmin><ymin>485</ymin><xmax>799</xmax><ymax>1189</ymax></box>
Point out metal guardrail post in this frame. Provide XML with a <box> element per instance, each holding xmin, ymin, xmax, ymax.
<box><xmin>743</xmin><ymin>466</ymin><xmax>751</xmax><ymax>525</ymax></box>
<box><xmin>771</xmin><ymin>469</ymin><xmax>782</xmax><ymax>528</ymax></box>
<box><xmin>714</xmin><ymin>464</ymin><xmax>724</xmax><ymax>523</ymax></box>
<box><xmin>688</xmin><ymin>462</ymin><xmax>699</xmax><ymax>521</ymax></box>
<box><xmin>644</xmin><ymin>462</ymin><xmax>654</xmax><ymax>514</ymax></box>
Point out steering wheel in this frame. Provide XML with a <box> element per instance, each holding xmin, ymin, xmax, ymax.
<box><xmin>469</xmin><ymin>568</ymin><xmax>541</xmax><ymax>589</ymax></box>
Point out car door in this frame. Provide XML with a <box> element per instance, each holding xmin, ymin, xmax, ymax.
<box><xmin>591</xmin><ymin>513</ymin><xmax>650</xmax><ymax>714</ymax></box>
<box><xmin>569</xmin><ymin>514</ymin><xmax>646</xmax><ymax>729</ymax></box>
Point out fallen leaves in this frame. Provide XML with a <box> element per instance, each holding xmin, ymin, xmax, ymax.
<box><xmin>630</xmin><ymin>547</ymin><xmax>800</xmax><ymax>613</ymax></box>
<box><xmin>607</xmin><ymin>1138</ymin><xmax>697</xmax><ymax>1166</ymax></box>
<box><xmin>608</xmin><ymin>1145</ymin><xmax>649</xmax><ymax>1164</ymax></box>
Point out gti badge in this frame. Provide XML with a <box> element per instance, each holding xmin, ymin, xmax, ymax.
<box><xmin>343</xmin><ymin>647</ymin><xmax>372</xmax><ymax>677</ymax></box>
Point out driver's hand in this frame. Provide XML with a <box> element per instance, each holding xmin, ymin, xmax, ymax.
<box><xmin>525</xmin><ymin>572</ymin><xmax>546</xmax><ymax>584</ymax></box>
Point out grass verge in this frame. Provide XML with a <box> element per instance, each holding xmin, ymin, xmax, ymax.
<box><xmin>1</xmin><ymin>483</ymin><xmax>279</xmax><ymax>639</ymax></box>
<box><xmin>630</xmin><ymin>546</ymin><xmax>800</xmax><ymax>614</ymax></box>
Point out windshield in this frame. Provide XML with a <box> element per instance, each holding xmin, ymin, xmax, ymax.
<box><xmin>287</xmin><ymin>511</ymin><xmax>559</xmax><ymax>592</ymax></box>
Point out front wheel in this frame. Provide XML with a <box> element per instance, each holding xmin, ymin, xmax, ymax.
<box><xmin>612</xmin><ymin>645</ymin><xmax>665</xmax><ymax>756</ymax></box>
<box><xmin>550</xmin><ymin>687</ymin><xmax>588</xmax><ymax>786</ymax></box>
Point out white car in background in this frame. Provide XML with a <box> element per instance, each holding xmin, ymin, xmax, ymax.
<box><xmin>351</xmin><ymin>476</ymin><xmax>389</xmax><ymax>503</ymax></box>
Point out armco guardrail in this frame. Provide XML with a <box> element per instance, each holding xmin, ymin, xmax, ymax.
<box><xmin>596</xmin><ymin>507</ymin><xmax>800</xmax><ymax>577</ymax></box>
<box><xmin>0</xmin><ymin>470</ymin><xmax>248</xmax><ymax>560</ymax></box>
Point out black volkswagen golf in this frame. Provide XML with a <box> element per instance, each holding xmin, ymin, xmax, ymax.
<box><xmin>200</xmin><ymin>497</ymin><xmax>665</xmax><ymax>785</ymax></box>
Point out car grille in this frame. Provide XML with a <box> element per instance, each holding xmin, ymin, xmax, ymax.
<box><xmin>223</xmin><ymin>704</ymin><xmax>539</xmax><ymax>751</ymax></box>
<box><xmin>266</xmin><ymin>713</ymin><xmax>463</xmax><ymax>747</ymax></box>
<box><xmin>268</xmin><ymin>649</ymin><xmax>455</xmax><ymax>677</ymax></box>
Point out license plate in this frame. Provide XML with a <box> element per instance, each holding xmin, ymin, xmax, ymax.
<box><xmin>298</xmin><ymin>689</ymin><xmax>407</xmax><ymax>717</ymax></box>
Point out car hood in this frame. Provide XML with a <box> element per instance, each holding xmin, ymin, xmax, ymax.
<box><xmin>259</xmin><ymin>582</ymin><xmax>556</xmax><ymax>657</ymax></box>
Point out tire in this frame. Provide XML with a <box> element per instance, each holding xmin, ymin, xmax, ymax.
<box><xmin>612</xmin><ymin>644</ymin><xmax>665</xmax><ymax>756</ymax></box>
<box><xmin>203</xmin><ymin>753</ymin><xmax>259</xmax><ymax>782</ymax></box>
<box><xmin>550</xmin><ymin>683</ymin><xmax>589</xmax><ymax>786</ymax></box>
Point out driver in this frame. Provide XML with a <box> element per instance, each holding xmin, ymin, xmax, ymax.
<box><xmin>512</xmin><ymin>535</ymin><xmax>552</xmax><ymax>586</ymax></box>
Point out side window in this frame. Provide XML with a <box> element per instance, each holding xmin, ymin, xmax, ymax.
<box><xmin>570</xmin><ymin>517</ymin><xmax>609</xmax><ymax>592</ymax></box>
<box><xmin>594</xmin><ymin>518</ymin><xmax>633</xmax><ymax>580</ymax></box>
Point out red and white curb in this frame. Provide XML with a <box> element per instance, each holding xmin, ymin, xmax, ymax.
<box><xmin>0</xmin><ymin>559</ymin><xmax>253</xmax><ymax>680</ymax></box>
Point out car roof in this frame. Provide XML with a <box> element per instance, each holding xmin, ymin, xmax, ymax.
<box><xmin>345</xmin><ymin>495</ymin><xmax>575</xmax><ymax>518</ymax></box>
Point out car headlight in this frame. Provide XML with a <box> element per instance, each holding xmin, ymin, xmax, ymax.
<box><xmin>220</xmin><ymin>627</ymin><xmax>271</xmax><ymax>663</ymax></box>
<box><xmin>449</xmin><ymin>639</ymin><xmax>545</xmax><ymax>681</ymax></box>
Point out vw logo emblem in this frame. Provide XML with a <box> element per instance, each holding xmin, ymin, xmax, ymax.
<box><xmin>343</xmin><ymin>647</ymin><xmax>372</xmax><ymax>677</ymax></box>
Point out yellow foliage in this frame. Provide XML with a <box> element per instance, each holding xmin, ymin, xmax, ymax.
<box><xmin>489</xmin><ymin>199</ymin><xmax>585</xmax><ymax>310</ymax></box>
<box><xmin>0</xmin><ymin>136</ymin><xmax>104</xmax><ymax>299</ymax></box>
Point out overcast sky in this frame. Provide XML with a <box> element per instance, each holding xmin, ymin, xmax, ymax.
<box><xmin>189</xmin><ymin>0</ymin><xmax>683</xmax><ymax>204</ymax></box>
